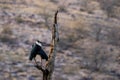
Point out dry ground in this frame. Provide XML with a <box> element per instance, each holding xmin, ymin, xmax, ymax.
<box><xmin>0</xmin><ymin>0</ymin><xmax>120</xmax><ymax>80</ymax></box>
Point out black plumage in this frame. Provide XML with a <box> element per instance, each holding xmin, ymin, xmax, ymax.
<box><xmin>29</xmin><ymin>41</ymin><xmax>48</xmax><ymax>61</ymax></box>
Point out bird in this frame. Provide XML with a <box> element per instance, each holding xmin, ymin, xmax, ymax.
<box><xmin>29</xmin><ymin>40</ymin><xmax>48</xmax><ymax>61</ymax></box>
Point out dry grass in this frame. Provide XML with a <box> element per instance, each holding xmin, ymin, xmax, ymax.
<box><xmin>0</xmin><ymin>0</ymin><xmax>120</xmax><ymax>80</ymax></box>
<box><xmin>0</xmin><ymin>24</ymin><xmax>17</xmax><ymax>44</ymax></box>
<box><xmin>63</xmin><ymin>64</ymin><xmax>80</xmax><ymax>74</ymax></box>
<box><xmin>18</xmin><ymin>0</ymin><xmax>58</xmax><ymax>14</ymax></box>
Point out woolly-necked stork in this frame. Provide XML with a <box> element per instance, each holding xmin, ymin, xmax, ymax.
<box><xmin>29</xmin><ymin>40</ymin><xmax>48</xmax><ymax>62</ymax></box>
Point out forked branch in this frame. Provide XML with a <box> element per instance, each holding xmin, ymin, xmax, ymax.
<box><xmin>34</xmin><ymin>10</ymin><xmax>59</xmax><ymax>80</ymax></box>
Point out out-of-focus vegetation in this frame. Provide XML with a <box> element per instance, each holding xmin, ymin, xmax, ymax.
<box><xmin>0</xmin><ymin>0</ymin><xmax>120</xmax><ymax>80</ymax></box>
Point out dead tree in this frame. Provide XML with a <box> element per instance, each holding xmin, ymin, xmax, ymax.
<box><xmin>34</xmin><ymin>10</ymin><xmax>59</xmax><ymax>80</ymax></box>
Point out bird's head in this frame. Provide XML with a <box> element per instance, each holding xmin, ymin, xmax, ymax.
<box><xmin>36</xmin><ymin>40</ymin><xmax>42</xmax><ymax>47</ymax></box>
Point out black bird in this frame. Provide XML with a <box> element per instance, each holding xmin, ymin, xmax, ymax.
<box><xmin>29</xmin><ymin>40</ymin><xmax>48</xmax><ymax>61</ymax></box>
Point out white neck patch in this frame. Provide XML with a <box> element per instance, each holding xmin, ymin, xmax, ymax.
<box><xmin>36</xmin><ymin>41</ymin><xmax>42</xmax><ymax>46</ymax></box>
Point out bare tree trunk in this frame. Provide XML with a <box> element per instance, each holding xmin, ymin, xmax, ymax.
<box><xmin>34</xmin><ymin>10</ymin><xmax>59</xmax><ymax>80</ymax></box>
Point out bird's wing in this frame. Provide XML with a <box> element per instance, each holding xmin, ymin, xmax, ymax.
<box><xmin>38</xmin><ymin>48</ymin><xmax>48</xmax><ymax>60</ymax></box>
<box><xmin>29</xmin><ymin>44</ymin><xmax>37</xmax><ymax>60</ymax></box>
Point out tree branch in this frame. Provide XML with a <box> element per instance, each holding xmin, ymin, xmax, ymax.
<box><xmin>34</xmin><ymin>10</ymin><xmax>59</xmax><ymax>80</ymax></box>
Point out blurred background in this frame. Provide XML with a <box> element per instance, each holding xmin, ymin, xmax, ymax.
<box><xmin>0</xmin><ymin>0</ymin><xmax>120</xmax><ymax>80</ymax></box>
